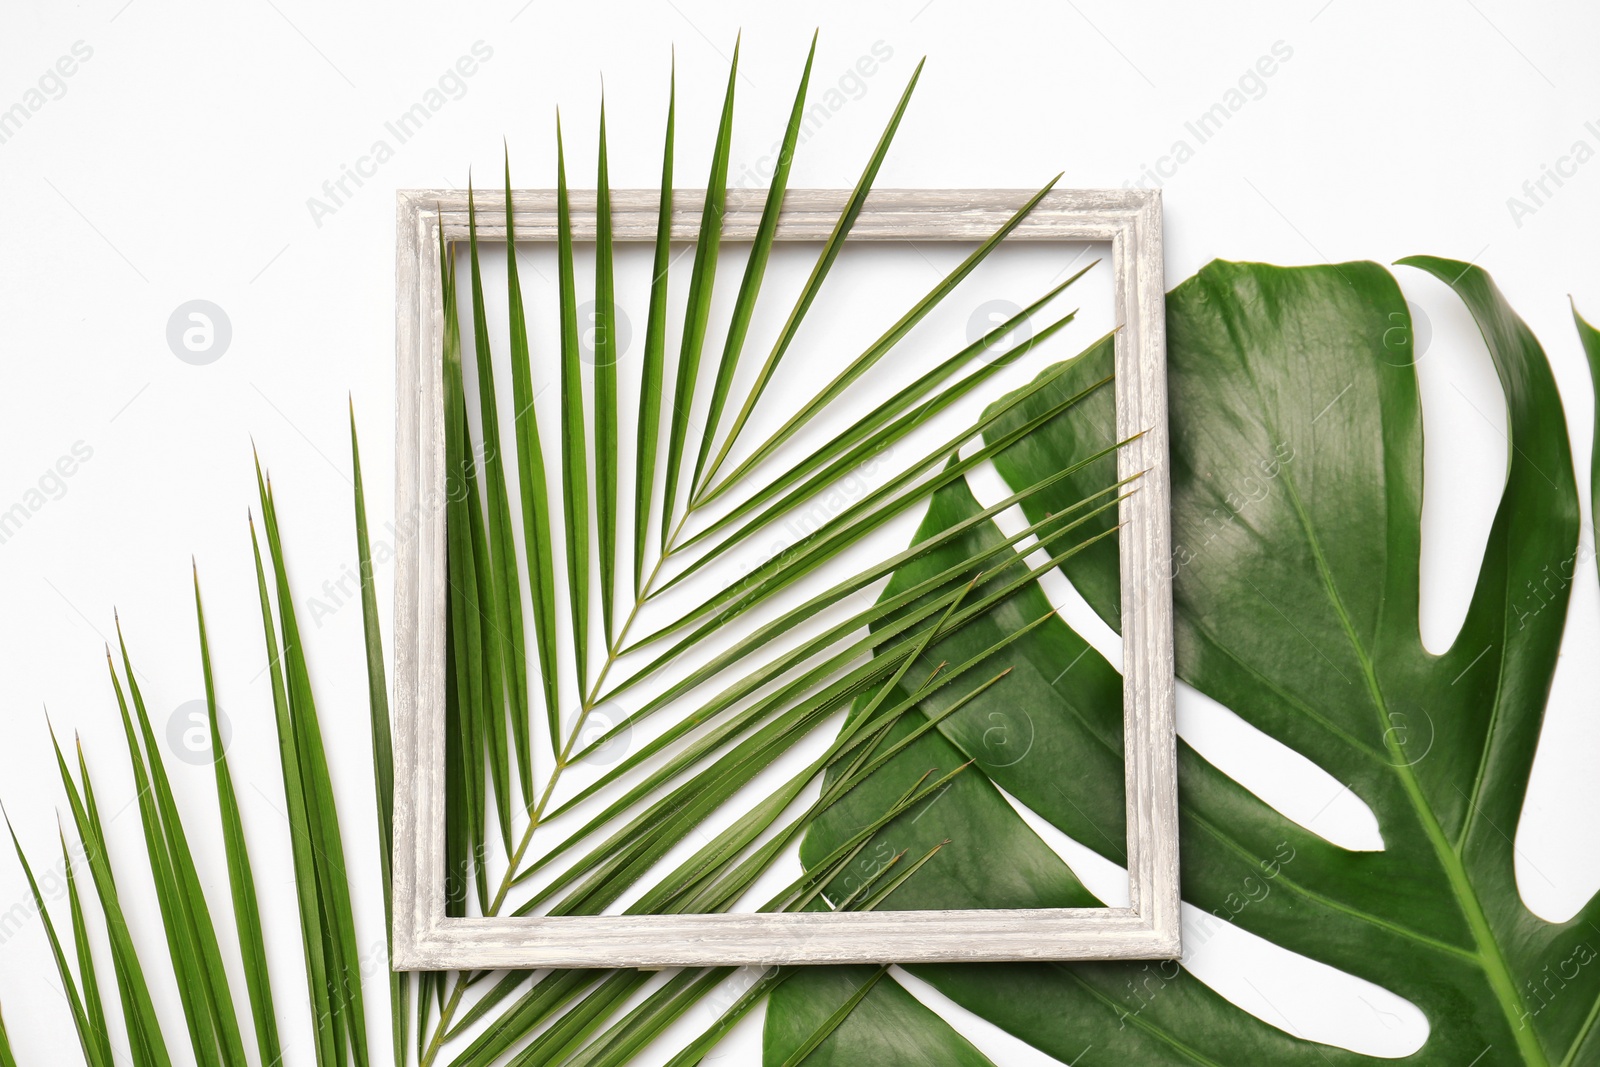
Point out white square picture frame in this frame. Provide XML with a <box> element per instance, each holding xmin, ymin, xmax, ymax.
<box><xmin>390</xmin><ymin>187</ymin><xmax>1179</xmax><ymax>970</ymax></box>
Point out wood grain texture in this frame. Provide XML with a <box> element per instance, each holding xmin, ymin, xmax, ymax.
<box><xmin>391</xmin><ymin>187</ymin><xmax>1179</xmax><ymax>969</ymax></box>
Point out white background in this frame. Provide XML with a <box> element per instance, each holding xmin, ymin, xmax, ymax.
<box><xmin>2</xmin><ymin>1</ymin><xmax>1599</xmax><ymax>1064</ymax></box>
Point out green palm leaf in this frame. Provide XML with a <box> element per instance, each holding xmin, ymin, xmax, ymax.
<box><xmin>352</xmin><ymin>411</ymin><xmax>412</xmax><ymax>1067</ymax></box>
<box><xmin>468</xmin><ymin>185</ymin><xmax>535</xmax><ymax>806</ymax></box>
<box><xmin>0</xmin><ymin>1003</ymin><xmax>17</xmax><ymax>1067</ymax></box>
<box><xmin>248</xmin><ymin>509</ymin><xmax>341</xmax><ymax>1067</ymax></box>
<box><xmin>194</xmin><ymin>569</ymin><xmax>282</xmax><ymax>1067</ymax></box>
<box><xmin>632</xmin><ymin>55</ymin><xmax>675</xmax><ymax>597</ymax></box>
<box><xmin>3</xmin><ymin>814</ymin><xmax>112</xmax><ymax>1067</ymax></box>
<box><xmin>701</xmin><ymin>173</ymin><xmax>1061</xmax><ymax>502</ymax></box>
<box><xmin>109</xmin><ymin>622</ymin><xmax>249</xmax><ymax>1067</ymax></box>
<box><xmin>695</xmin><ymin>56</ymin><xmax>928</xmax><ymax>500</ymax></box>
<box><xmin>255</xmin><ymin>466</ymin><xmax>371</xmax><ymax>1067</ymax></box>
<box><xmin>416</xmin><ymin>40</ymin><xmax>1102</xmax><ymax>1066</ymax></box>
<box><xmin>595</xmin><ymin>100</ymin><xmax>620</xmax><ymax>644</ymax></box>
<box><xmin>504</xmin><ymin>149</ymin><xmax>564</xmax><ymax>755</ymax></box>
<box><xmin>0</xmin><ymin>39</ymin><xmax>1216</xmax><ymax>1067</ymax></box>
<box><xmin>440</xmin><ymin>238</ymin><xmax>493</xmax><ymax>901</ymax></box>
<box><xmin>659</xmin><ymin>36</ymin><xmax>738</xmax><ymax>550</ymax></box>
<box><xmin>555</xmin><ymin>116</ymin><xmax>594</xmax><ymax>695</ymax></box>
<box><xmin>47</xmin><ymin>729</ymin><xmax>173</xmax><ymax>1067</ymax></box>
<box><xmin>62</xmin><ymin>828</ymin><xmax>114</xmax><ymax>1067</ymax></box>
<box><xmin>689</xmin><ymin>32</ymin><xmax>816</xmax><ymax>496</ymax></box>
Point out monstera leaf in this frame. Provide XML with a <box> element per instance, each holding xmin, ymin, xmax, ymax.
<box><xmin>769</xmin><ymin>258</ymin><xmax>1596</xmax><ymax>1065</ymax></box>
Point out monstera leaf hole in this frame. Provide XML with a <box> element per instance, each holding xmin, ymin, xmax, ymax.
<box><xmin>1406</xmin><ymin>267</ymin><xmax>1510</xmax><ymax>659</ymax></box>
<box><xmin>1178</xmin><ymin>681</ymin><xmax>1385</xmax><ymax>853</ymax></box>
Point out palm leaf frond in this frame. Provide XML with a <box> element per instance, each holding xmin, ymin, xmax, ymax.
<box><xmin>632</xmin><ymin>56</ymin><xmax>676</xmax><ymax>598</ymax></box>
<box><xmin>504</xmin><ymin>150</ymin><xmax>564</xmax><ymax>756</ymax></box>
<box><xmin>417</xmin><ymin>40</ymin><xmax>1114</xmax><ymax>1066</ymax></box>
<box><xmin>351</xmin><ymin>413</ymin><xmax>411</xmax><ymax>1067</ymax></box>
<box><xmin>690</xmin><ymin>31</ymin><xmax>817</xmax><ymax>497</ymax></box>
<box><xmin>468</xmin><ymin>185</ymin><xmax>535</xmax><ymax>808</ymax></box>
<box><xmin>696</xmin><ymin>54</ymin><xmax>929</xmax><ymax>500</ymax></box>
<box><xmin>48</xmin><ymin>728</ymin><xmax>173</xmax><ymax>1067</ymax></box>
<box><xmin>0</xmin><ymin>40</ymin><xmax>1120</xmax><ymax>1067</ymax></box>
<box><xmin>109</xmin><ymin>621</ymin><xmax>249</xmax><ymax>1067</ymax></box>
<box><xmin>194</xmin><ymin>570</ymin><xmax>282</xmax><ymax>1067</ymax></box>
<box><xmin>555</xmin><ymin>116</ymin><xmax>594</xmax><ymax>697</ymax></box>
<box><xmin>253</xmin><ymin>465</ymin><xmax>371</xmax><ymax>1067</ymax></box>
<box><xmin>0</xmin><ymin>1003</ymin><xmax>19</xmax><ymax>1067</ymax></box>
<box><xmin>659</xmin><ymin>37</ymin><xmax>740</xmax><ymax>551</ymax></box>
<box><xmin>4</xmin><ymin>813</ymin><xmax>111</xmax><ymax>1067</ymax></box>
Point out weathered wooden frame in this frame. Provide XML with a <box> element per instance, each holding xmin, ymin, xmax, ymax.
<box><xmin>391</xmin><ymin>188</ymin><xmax>1178</xmax><ymax>969</ymax></box>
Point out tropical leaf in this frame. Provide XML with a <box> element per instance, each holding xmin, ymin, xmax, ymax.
<box><xmin>765</xmin><ymin>966</ymin><xmax>1000</xmax><ymax>1067</ymax></box>
<box><xmin>555</xmin><ymin>115</ymin><xmax>594</xmax><ymax>696</ymax></box>
<box><xmin>658</xmin><ymin>35</ymin><xmax>738</xmax><ymax>550</ymax></box>
<box><xmin>353</xmin><ymin>409</ymin><xmax>412</xmax><ymax>1067</ymax></box>
<box><xmin>631</xmin><ymin>56</ymin><xmax>675</xmax><ymax>598</ymax></box>
<box><xmin>696</xmin><ymin>55</ymin><xmax>928</xmax><ymax>500</ymax></box>
<box><xmin>770</xmin><ymin>258</ymin><xmax>1595</xmax><ymax>1066</ymax></box>
<box><xmin>62</xmin><ymin>828</ymin><xmax>114</xmax><ymax>1067</ymax></box>
<box><xmin>47</xmin><ymin>728</ymin><xmax>174</xmax><ymax>1067</ymax></box>
<box><xmin>468</xmin><ymin>185</ymin><xmax>535</xmax><ymax>808</ymax></box>
<box><xmin>0</xmin><ymin>1003</ymin><xmax>18</xmax><ymax>1067</ymax></box>
<box><xmin>3</xmin><ymin>814</ymin><xmax>112</xmax><ymax>1067</ymax></box>
<box><xmin>689</xmin><ymin>31</ymin><xmax>816</xmax><ymax>496</ymax></box>
<box><xmin>398</xmin><ymin>35</ymin><xmax>1110</xmax><ymax>1065</ymax></box>
<box><xmin>504</xmin><ymin>148</ymin><xmax>564</xmax><ymax>755</ymax></box>
<box><xmin>595</xmin><ymin>100</ymin><xmax>620</xmax><ymax>644</ymax></box>
<box><xmin>194</xmin><ymin>569</ymin><xmax>282</xmax><ymax>1067</ymax></box>
<box><xmin>254</xmin><ymin>467</ymin><xmax>372</xmax><ymax>1067</ymax></box>
<box><xmin>109</xmin><ymin>620</ymin><xmax>250</xmax><ymax>1067</ymax></box>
